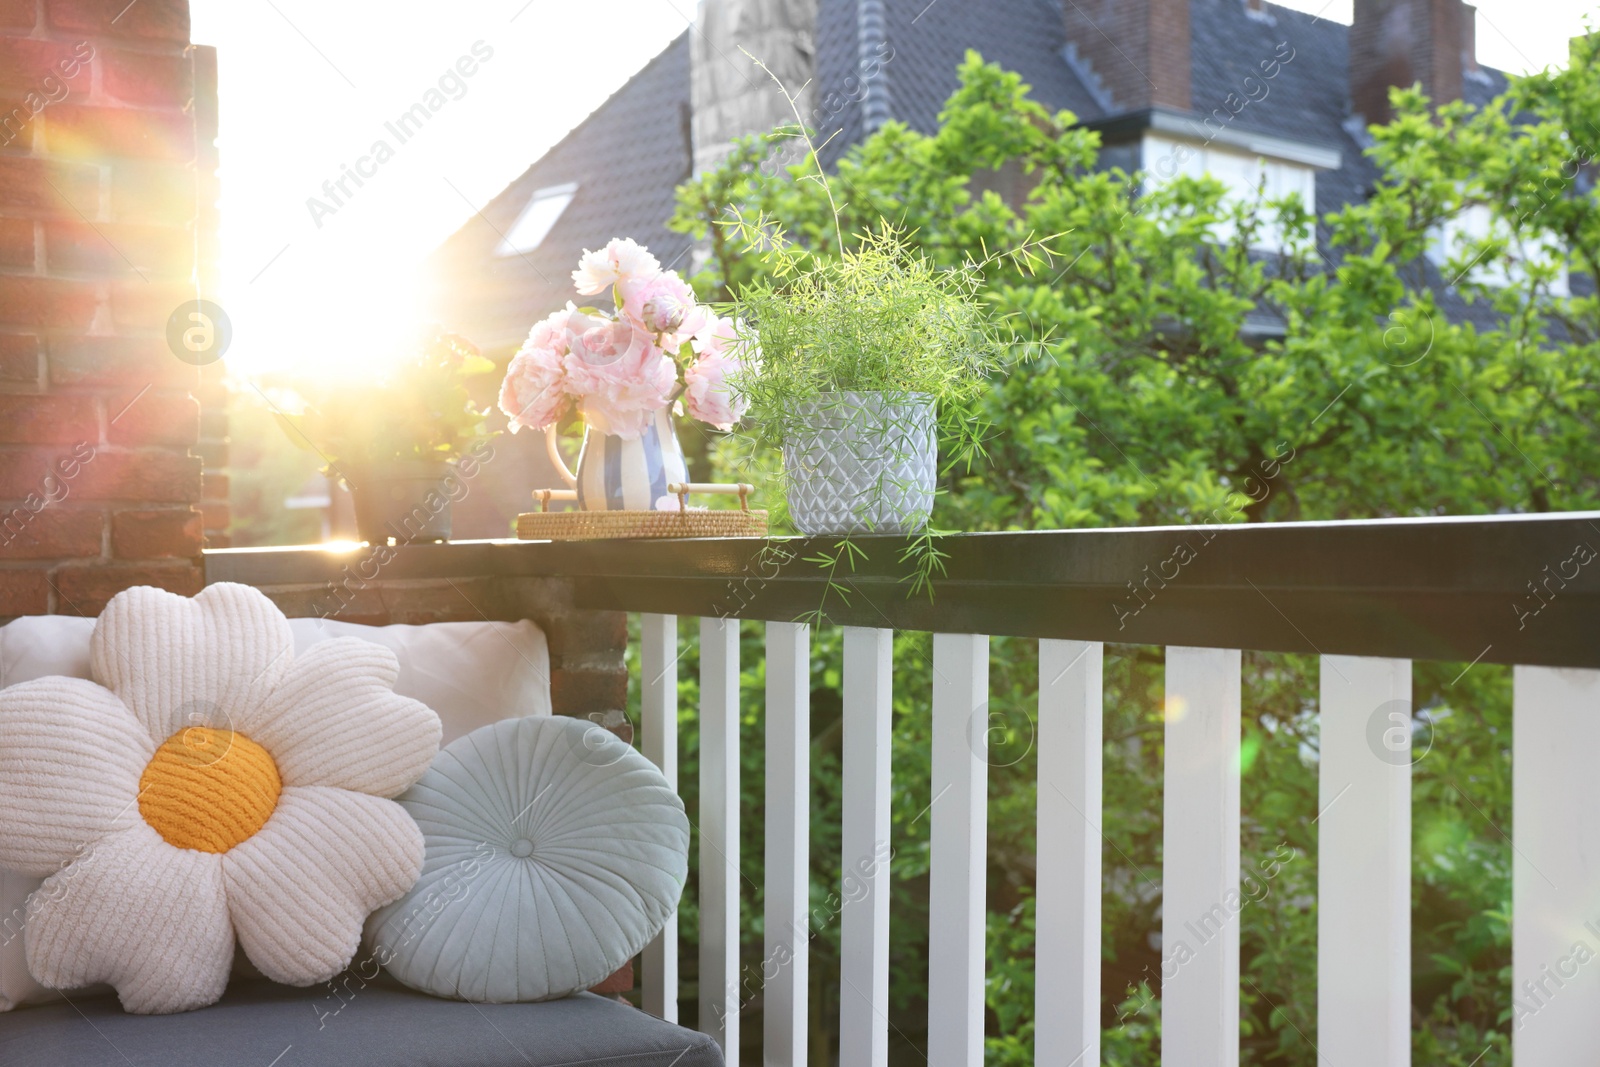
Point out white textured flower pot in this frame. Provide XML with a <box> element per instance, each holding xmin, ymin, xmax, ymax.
<box><xmin>783</xmin><ymin>391</ymin><xmax>937</xmax><ymax>536</ymax></box>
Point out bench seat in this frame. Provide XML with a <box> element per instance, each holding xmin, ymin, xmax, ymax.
<box><xmin>0</xmin><ymin>976</ymin><xmax>722</xmax><ymax>1067</ymax></box>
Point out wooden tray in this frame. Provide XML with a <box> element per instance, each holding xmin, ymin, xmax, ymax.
<box><xmin>516</xmin><ymin>508</ymin><xmax>769</xmax><ymax>541</ymax></box>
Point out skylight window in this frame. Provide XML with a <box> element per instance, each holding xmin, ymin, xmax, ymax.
<box><xmin>496</xmin><ymin>182</ymin><xmax>578</xmax><ymax>256</ymax></box>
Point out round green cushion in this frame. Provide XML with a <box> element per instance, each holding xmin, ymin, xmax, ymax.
<box><xmin>366</xmin><ymin>716</ymin><xmax>688</xmax><ymax>1002</ymax></box>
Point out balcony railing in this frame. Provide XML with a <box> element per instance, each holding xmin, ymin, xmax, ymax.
<box><xmin>207</xmin><ymin>511</ymin><xmax>1600</xmax><ymax>1066</ymax></box>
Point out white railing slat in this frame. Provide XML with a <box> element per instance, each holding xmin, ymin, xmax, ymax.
<box><xmin>1035</xmin><ymin>640</ymin><xmax>1103</xmax><ymax>1067</ymax></box>
<box><xmin>699</xmin><ymin>617</ymin><xmax>740</xmax><ymax>1053</ymax></box>
<box><xmin>1162</xmin><ymin>646</ymin><xmax>1242</xmax><ymax>1067</ymax></box>
<box><xmin>1513</xmin><ymin>665</ymin><xmax>1600</xmax><ymax>1065</ymax></box>
<box><xmin>640</xmin><ymin>612</ymin><xmax>678</xmax><ymax>1022</ymax></box>
<box><xmin>839</xmin><ymin>626</ymin><xmax>893</xmax><ymax>1067</ymax></box>
<box><xmin>764</xmin><ymin>622</ymin><xmax>810</xmax><ymax>1067</ymax></box>
<box><xmin>928</xmin><ymin>633</ymin><xmax>990</xmax><ymax>1065</ymax></box>
<box><xmin>1317</xmin><ymin>655</ymin><xmax>1410</xmax><ymax>1067</ymax></box>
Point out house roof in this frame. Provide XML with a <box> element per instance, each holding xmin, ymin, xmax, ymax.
<box><xmin>427</xmin><ymin>32</ymin><xmax>695</xmax><ymax>354</ymax></box>
<box><xmin>813</xmin><ymin>0</ymin><xmax>1104</xmax><ymax>163</ymax></box>
<box><xmin>430</xmin><ymin>0</ymin><xmax>1517</xmax><ymax>353</ymax></box>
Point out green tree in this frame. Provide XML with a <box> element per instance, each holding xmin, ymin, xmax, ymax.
<box><xmin>664</xmin><ymin>39</ymin><xmax>1600</xmax><ymax>1064</ymax></box>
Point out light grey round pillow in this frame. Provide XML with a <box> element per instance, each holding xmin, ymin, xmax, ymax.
<box><xmin>366</xmin><ymin>715</ymin><xmax>688</xmax><ymax>1002</ymax></box>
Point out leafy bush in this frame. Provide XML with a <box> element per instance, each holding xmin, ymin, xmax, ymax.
<box><xmin>662</xmin><ymin>39</ymin><xmax>1600</xmax><ymax>1065</ymax></box>
<box><xmin>274</xmin><ymin>326</ymin><xmax>495</xmax><ymax>474</ymax></box>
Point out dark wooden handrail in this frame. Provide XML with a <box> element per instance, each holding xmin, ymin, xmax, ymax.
<box><xmin>204</xmin><ymin>510</ymin><xmax>1600</xmax><ymax>668</ymax></box>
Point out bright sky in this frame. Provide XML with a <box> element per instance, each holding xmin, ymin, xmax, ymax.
<box><xmin>189</xmin><ymin>0</ymin><xmax>1598</xmax><ymax>385</ymax></box>
<box><xmin>1272</xmin><ymin>0</ymin><xmax>1595</xmax><ymax>73</ymax></box>
<box><xmin>188</xmin><ymin>0</ymin><xmax>689</xmax><ymax>384</ymax></box>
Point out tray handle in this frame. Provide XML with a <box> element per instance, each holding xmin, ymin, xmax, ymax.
<box><xmin>667</xmin><ymin>482</ymin><xmax>754</xmax><ymax>513</ymax></box>
<box><xmin>532</xmin><ymin>488</ymin><xmax>578</xmax><ymax>513</ymax></box>
<box><xmin>531</xmin><ymin>484</ymin><xmax>755</xmax><ymax>513</ymax></box>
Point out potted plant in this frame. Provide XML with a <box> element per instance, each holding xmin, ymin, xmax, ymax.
<box><xmin>496</xmin><ymin>238</ymin><xmax>757</xmax><ymax>510</ymax></box>
<box><xmin>725</xmin><ymin>224</ymin><xmax>1005</xmax><ymax>537</ymax></box>
<box><xmin>276</xmin><ymin>327</ymin><xmax>496</xmax><ymax>544</ymax></box>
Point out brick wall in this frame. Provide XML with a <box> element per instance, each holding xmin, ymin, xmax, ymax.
<box><xmin>1062</xmin><ymin>0</ymin><xmax>1191</xmax><ymax>113</ymax></box>
<box><xmin>0</xmin><ymin>0</ymin><xmax>221</xmax><ymax>620</ymax></box>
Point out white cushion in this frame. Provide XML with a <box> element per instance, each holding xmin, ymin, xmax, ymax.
<box><xmin>0</xmin><ymin>608</ymin><xmax>551</xmax><ymax>1011</ymax></box>
<box><xmin>285</xmin><ymin>619</ymin><xmax>552</xmax><ymax>745</ymax></box>
<box><xmin>0</xmin><ymin>616</ymin><xmax>95</xmax><ymax>689</ymax></box>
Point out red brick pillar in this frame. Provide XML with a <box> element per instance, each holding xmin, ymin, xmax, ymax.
<box><xmin>0</xmin><ymin>0</ymin><xmax>217</xmax><ymax>620</ymax></box>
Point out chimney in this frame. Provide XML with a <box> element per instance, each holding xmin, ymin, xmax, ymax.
<box><xmin>1349</xmin><ymin>0</ymin><xmax>1470</xmax><ymax>125</ymax></box>
<box><xmin>1062</xmin><ymin>0</ymin><xmax>1191</xmax><ymax>113</ymax></box>
<box><xmin>691</xmin><ymin>0</ymin><xmax>819</xmax><ymax>173</ymax></box>
<box><xmin>1462</xmin><ymin>4</ymin><xmax>1478</xmax><ymax>74</ymax></box>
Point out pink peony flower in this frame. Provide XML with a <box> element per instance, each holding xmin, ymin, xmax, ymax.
<box><xmin>618</xmin><ymin>270</ymin><xmax>710</xmax><ymax>350</ymax></box>
<box><xmin>502</xmin><ymin>241</ymin><xmax>721</xmax><ymax>441</ymax></box>
<box><xmin>571</xmin><ymin>238</ymin><xmax>660</xmax><ymax>296</ymax></box>
<box><xmin>682</xmin><ymin>316</ymin><xmax>756</xmax><ymax>430</ymax></box>
<box><xmin>523</xmin><ymin>306</ymin><xmax>573</xmax><ymax>352</ymax></box>
<box><xmin>697</xmin><ymin>315</ymin><xmax>763</xmax><ymax>371</ymax></box>
<box><xmin>498</xmin><ymin>341</ymin><xmax>572</xmax><ymax>433</ymax></box>
<box><xmin>563</xmin><ymin>316</ymin><xmax>677</xmax><ymax>438</ymax></box>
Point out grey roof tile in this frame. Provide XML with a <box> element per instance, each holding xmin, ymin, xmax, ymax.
<box><xmin>814</xmin><ymin>0</ymin><xmax>1104</xmax><ymax>164</ymax></box>
<box><xmin>1188</xmin><ymin>0</ymin><xmax>1349</xmax><ymax>150</ymax></box>
<box><xmin>428</xmin><ymin>32</ymin><xmax>694</xmax><ymax>354</ymax></box>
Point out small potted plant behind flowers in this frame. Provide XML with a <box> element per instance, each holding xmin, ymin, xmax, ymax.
<box><xmin>497</xmin><ymin>238</ymin><xmax>756</xmax><ymax>510</ymax></box>
<box><xmin>725</xmin><ymin>220</ymin><xmax>1006</xmax><ymax>540</ymax></box>
<box><xmin>275</xmin><ymin>327</ymin><xmax>496</xmax><ymax>544</ymax></box>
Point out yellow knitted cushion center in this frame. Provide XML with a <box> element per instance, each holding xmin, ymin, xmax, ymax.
<box><xmin>138</xmin><ymin>728</ymin><xmax>281</xmax><ymax>853</ymax></box>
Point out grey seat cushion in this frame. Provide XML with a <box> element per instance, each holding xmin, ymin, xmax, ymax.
<box><xmin>0</xmin><ymin>976</ymin><xmax>722</xmax><ymax>1067</ymax></box>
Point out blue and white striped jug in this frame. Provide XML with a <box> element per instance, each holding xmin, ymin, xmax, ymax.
<box><xmin>563</xmin><ymin>408</ymin><xmax>688</xmax><ymax>511</ymax></box>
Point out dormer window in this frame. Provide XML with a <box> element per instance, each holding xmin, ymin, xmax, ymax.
<box><xmin>1141</xmin><ymin>134</ymin><xmax>1317</xmax><ymax>254</ymax></box>
<box><xmin>496</xmin><ymin>182</ymin><xmax>578</xmax><ymax>256</ymax></box>
<box><xmin>1427</xmin><ymin>203</ymin><xmax>1570</xmax><ymax>297</ymax></box>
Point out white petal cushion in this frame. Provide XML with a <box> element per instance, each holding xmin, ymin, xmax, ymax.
<box><xmin>366</xmin><ymin>716</ymin><xmax>688</xmax><ymax>1002</ymax></box>
<box><xmin>0</xmin><ymin>584</ymin><xmax>436</xmax><ymax>1014</ymax></box>
<box><xmin>0</xmin><ymin>611</ymin><xmax>551</xmax><ymax>1012</ymax></box>
<box><xmin>0</xmin><ymin>615</ymin><xmax>100</xmax><ymax>1012</ymax></box>
<box><xmin>91</xmin><ymin>584</ymin><xmax>294</xmax><ymax>746</ymax></box>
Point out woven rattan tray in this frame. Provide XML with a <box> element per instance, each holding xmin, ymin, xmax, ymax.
<box><xmin>516</xmin><ymin>507</ymin><xmax>769</xmax><ymax>541</ymax></box>
<box><xmin>517</xmin><ymin>482</ymin><xmax>768</xmax><ymax>540</ymax></box>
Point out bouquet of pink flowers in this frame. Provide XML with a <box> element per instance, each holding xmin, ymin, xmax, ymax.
<box><xmin>497</xmin><ymin>238</ymin><xmax>754</xmax><ymax>439</ymax></box>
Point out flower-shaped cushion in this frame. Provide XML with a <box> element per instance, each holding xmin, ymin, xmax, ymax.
<box><xmin>0</xmin><ymin>584</ymin><xmax>441</xmax><ymax>1014</ymax></box>
<box><xmin>366</xmin><ymin>715</ymin><xmax>688</xmax><ymax>1002</ymax></box>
